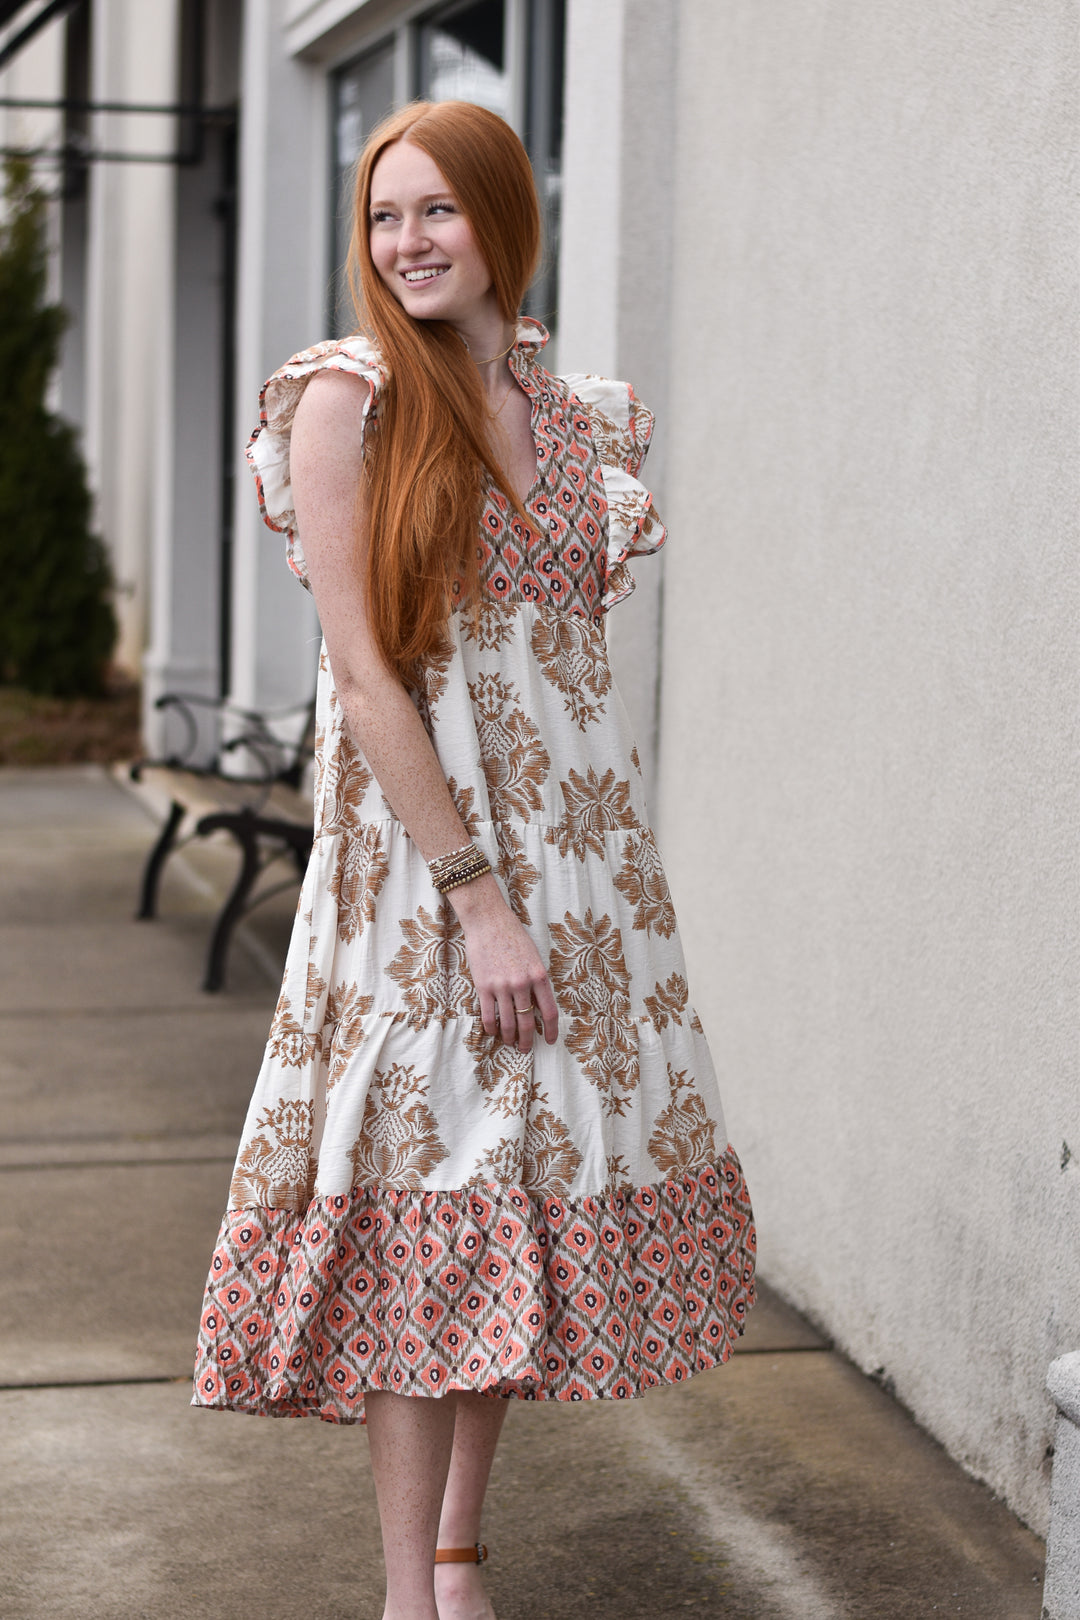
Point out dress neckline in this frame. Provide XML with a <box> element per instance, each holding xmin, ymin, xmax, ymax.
<box><xmin>505</xmin><ymin>326</ymin><xmax>551</xmax><ymax>512</ymax></box>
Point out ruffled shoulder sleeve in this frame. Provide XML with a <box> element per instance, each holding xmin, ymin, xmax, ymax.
<box><xmin>245</xmin><ymin>335</ymin><xmax>385</xmax><ymax>588</ymax></box>
<box><xmin>560</xmin><ymin>373</ymin><xmax>667</xmax><ymax>613</ymax></box>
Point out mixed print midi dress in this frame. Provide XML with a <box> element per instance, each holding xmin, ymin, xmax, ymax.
<box><xmin>192</xmin><ymin>318</ymin><xmax>756</xmax><ymax>1422</ymax></box>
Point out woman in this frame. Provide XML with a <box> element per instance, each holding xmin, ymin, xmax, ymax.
<box><xmin>194</xmin><ymin>99</ymin><xmax>755</xmax><ymax>1620</ymax></box>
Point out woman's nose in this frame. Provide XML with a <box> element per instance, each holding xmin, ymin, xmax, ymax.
<box><xmin>398</xmin><ymin>212</ymin><xmax>431</xmax><ymax>255</ymax></box>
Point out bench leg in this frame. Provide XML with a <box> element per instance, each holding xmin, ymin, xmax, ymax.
<box><xmin>136</xmin><ymin>800</ymin><xmax>186</xmax><ymax>920</ymax></box>
<box><xmin>202</xmin><ymin>811</ymin><xmax>262</xmax><ymax>993</ymax></box>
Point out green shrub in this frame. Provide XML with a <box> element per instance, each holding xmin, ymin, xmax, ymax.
<box><xmin>0</xmin><ymin>155</ymin><xmax>116</xmax><ymax>696</ymax></box>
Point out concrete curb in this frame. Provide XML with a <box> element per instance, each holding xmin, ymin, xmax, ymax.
<box><xmin>1043</xmin><ymin>1351</ymin><xmax>1080</xmax><ymax>1619</ymax></box>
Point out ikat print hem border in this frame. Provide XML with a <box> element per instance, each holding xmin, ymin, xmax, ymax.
<box><xmin>193</xmin><ymin>1149</ymin><xmax>756</xmax><ymax>1425</ymax></box>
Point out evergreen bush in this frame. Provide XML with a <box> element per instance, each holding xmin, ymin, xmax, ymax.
<box><xmin>0</xmin><ymin>155</ymin><xmax>116</xmax><ymax>696</ymax></box>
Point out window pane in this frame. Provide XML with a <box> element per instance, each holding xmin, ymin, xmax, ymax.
<box><xmin>330</xmin><ymin>42</ymin><xmax>396</xmax><ymax>336</ymax></box>
<box><xmin>418</xmin><ymin>0</ymin><xmax>508</xmax><ymax>119</ymax></box>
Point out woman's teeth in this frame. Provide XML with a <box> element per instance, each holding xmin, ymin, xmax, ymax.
<box><xmin>403</xmin><ymin>267</ymin><xmax>448</xmax><ymax>282</ymax></box>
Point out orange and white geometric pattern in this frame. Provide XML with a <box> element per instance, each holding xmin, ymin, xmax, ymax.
<box><xmin>194</xmin><ymin>1151</ymin><xmax>755</xmax><ymax>1422</ymax></box>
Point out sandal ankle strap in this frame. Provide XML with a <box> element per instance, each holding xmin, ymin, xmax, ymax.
<box><xmin>435</xmin><ymin>1543</ymin><xmax>488</xmax><ymax>1565</ymax></box>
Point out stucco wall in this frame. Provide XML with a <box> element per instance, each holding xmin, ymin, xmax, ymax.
<box><xmin>653</xmin><ymin>1</ymin><xmax>1078</xmax><ymax>1532</ymax></box>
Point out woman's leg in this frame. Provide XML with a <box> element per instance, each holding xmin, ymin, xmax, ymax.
<box><xmin>366</xmin><ymin>1389</ymin><xmax>459</xmax><ymax>1620</ymax></box>
<box><xmin>433</xmin><ymin>1394</ymin><xmax>509</xmax><ymax>1620</ymax></box>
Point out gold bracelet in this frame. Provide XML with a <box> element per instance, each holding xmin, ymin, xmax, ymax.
<box><xmin>428</xmin><ymin>842</ymin><xmax>475</xmax><ymax>878</ymax></box>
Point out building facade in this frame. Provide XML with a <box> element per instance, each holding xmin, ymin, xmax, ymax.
<box><xmin>2</xmin><ymin>0</ymin><xmax>1076</xmax><ymax>1538</ymax></box>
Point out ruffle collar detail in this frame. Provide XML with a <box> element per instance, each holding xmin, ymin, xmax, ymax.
<box><xmin>559</xmin><ymin>371</ymin><xmax>667</xmax><ymax>613</ymax></box>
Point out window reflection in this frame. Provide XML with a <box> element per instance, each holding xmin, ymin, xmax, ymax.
<box><xmin>418</xmin><ymin>1</ymin><xmax>508</xmax><ymax>118</ymax></box>
<box><xmin>330</xmin><ymin>42</ymin><xmax>395</xmax><ymax>335</ymax></box>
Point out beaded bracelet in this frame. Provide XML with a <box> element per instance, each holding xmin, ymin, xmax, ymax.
<box><xmin>428</xmin><ymin>841</ymin><xmax>493</xmax><ymax>895</ymax></box>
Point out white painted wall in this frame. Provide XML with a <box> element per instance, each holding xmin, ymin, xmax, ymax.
<box><xmin>652</xmin><ymin>0</ymin><xmax>1078</xmax><ymax>1534</ymax></box>
<box><xmin>558</xmin><ymin>0</ymin><xmax>679</xmax><ymax>810</ymax></box>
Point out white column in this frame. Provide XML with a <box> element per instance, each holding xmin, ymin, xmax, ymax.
<box><xmin>83</xmin><ymin>0</ymin><xmax>180</xmax><ymax>676</ymax></box>
<box><xmin>143</xmin><ymin>114</ymin><xmax>234</xmax><ymax>753</ymax></box>
<box><xmin>227</xmin><ymin>0</ymin><xmax>324</xmax><ymax>725</ymax></box>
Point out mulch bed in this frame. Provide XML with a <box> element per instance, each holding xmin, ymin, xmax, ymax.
<box><xmin>0</xmin><ymin>681</ymin><xmax>142</xmax><ymax>766</ymax></box>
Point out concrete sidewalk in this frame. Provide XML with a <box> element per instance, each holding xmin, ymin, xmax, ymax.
<box><xmin>0</xmin><ymin>765</ymin><xmax>1046</xmax><ymax>1620</ymax></box>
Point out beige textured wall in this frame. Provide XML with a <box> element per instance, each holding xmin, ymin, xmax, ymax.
<box><xmin>654</xmin><ymin>1</ymin><xmax>1079</xmax><ymax>1532</ymax></box>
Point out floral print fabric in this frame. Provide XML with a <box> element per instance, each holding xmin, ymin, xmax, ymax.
<box><xmin>193</xmin><ymin>320</ymin><xmax>755</xmax><ymax>1422</ymax></box>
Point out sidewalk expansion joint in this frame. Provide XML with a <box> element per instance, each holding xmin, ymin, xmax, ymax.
<box><xmin>0</xmin><ymin>1375</ymin><xmax>190</xmax><ymax>1392</ymax></box>
<box><xmin>0</xmin><ymin>1002</ymin><xmax>273</xmax><ymax>1019</ymax></box>
<box><xmin>734</xmin><ymin>1344</ymin><xmax>832</xmax><ymax>1356</ymax></box>
<box><xmin>0</xmin><ymin>1156</ymin><xmax>235</xmax><ymax>1173</ymax></box>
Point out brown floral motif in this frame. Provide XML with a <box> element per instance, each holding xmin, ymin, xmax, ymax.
<box><xmin>548</xmin><ymin>908</ymin><xmax>639</xmax><ymax>1114</ymax></box>
<box><xmin>312</xmin><ymin>726</ymin><xmax>326</xmax><ymax>805</ymax></box>
<box><xmin>463</xmin><ymin>599</ymin><xmax>517</xmax><ymax>652</ymax></box>
<box><xmin>530</xmin><ymin>611</ymin><xmax>611</xmax><ymax>731</ymax></box>
<box><xmin>648</xmin><ymin>1066</ymin><xmax>718</xmax><ymax>1179</ymax></box>
<box><xmin>630</xmin><ymin>744</ymin><xmax>641</xmax><ymax>775</ymax></box>
<box><xmin>583</xmin><ymin>403</ymin><xmax>634</xmax><ymax>473</ymax></box>
<box><xmin>643</xmin><ymin>972</ymin><xmax>689</xmax><ymax>1032</ymax></box>
<box><xmin>608</xmin><ymin>490</ymin><xmax>648</xmax><ymax>542</ymax></box>
<box><xmin>614</xmin><ymin>831</ymin><xmax>676</xmax><ymax>938</ymax></box>
<box><xmin>348</xmin><ymin>1063</ymin><xmax>449</xmax><ymax>1190</ymax></box>
<box><xmin>446</xmin><ymin>778</ymin><xmax>484</xmax><ymax>839</ymax></box>
<box><xmin>496</xmin><ymin>822</ymin><xmax>540</xmax><ymax>925</ymax></box>
<box><xmin>386</xmin><ymin>904</ymin><xmax>476</xmax><ymax>1026</ymax></box>
<box><xmin>636</xmin><ymin>506</ymin><xmax>663</xmax><ymax>551</ymax></box>
<box><xmin>468</xmin><ymin>672</ymin><xmax>550</xmax><ymax>821</ymax></box>
<box><xmin>410</xmin><ymin>633</ymin><xmax>455</xmax><ymax>739</ymax></box>
<box><xmin>321</xmin><ymin>731</ymin><xmax>373</xmax><ymax>833</ymax></box>
<box><xmin>322</xmin><ymin>982</ymin><xmax>374</xmax><ymax>1092</ymax></box>
<box><xmin>229</xmin><ymin>1098</ymin><xmax>315</xmax><ymax>1212</ymax></box>
<box><xmin>473</xmin><ymin>1097</ymin><xmax>582</xmax><ymax>1196</ymax></box>
<box><xmin>267</xmin><ymin>995</ymin><xmax>316</xmax><ymax>1068</ymax></box>
<box><xmin>545</xmin><ymin>766</ymin><xmax>638</xmax><ymax>861</ymax></box>
<box><xmin>266</xmin><ymin>955</ymin><xmax>325</xmax><ymax>1068</ymax></box>
<box><xmin>330</xmin><ymin>825</ymin><xmax>390</xmax><ymax>943</ymax></box>
<box><xmin>604</xmin><ymin>558</ymin><xmax>634</xmax><ymax>605</ymax></box>
<box><xmin>605</xmin><ymin>1152</ymin><xmax>632</xmax><ymax>1192</ymax></box>
<box><xmin>465</xmin><ymin>1022</ymin><xmax>535</xmax><ymax>1118</ymax></box>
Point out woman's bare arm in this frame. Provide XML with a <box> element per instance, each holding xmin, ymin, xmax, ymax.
<box><xmin>290</xmin><ymin>368</ymin><xmax>557</xmax><ymax>1052</ymax></box>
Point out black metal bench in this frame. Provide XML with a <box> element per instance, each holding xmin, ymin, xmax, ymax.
<box><xmin>130</xmin><ymin>691</ymin><xmax>317</xmax><ymax>991</ymax></box>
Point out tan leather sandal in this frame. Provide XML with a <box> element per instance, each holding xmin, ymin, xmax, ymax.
<box><xmin>435</xmin><ymin>1544</ymin><xmax>488</xmax><ymax>1565</ymax></box>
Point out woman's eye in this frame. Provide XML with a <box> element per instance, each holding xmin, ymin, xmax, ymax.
<box><xmin>369</xmin><ymin>209</ymin><xmax>394</xmax><ymax>224</ymax></box>
<box><xmin>427</xmin><ymin>201</ymin><xmax>455</xmax><ymax>216</ymax></box>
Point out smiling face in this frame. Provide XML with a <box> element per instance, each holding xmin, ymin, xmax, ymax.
<box><xmin>368</xmin><ymin>138</ymin><xmax>497</xmax><ymax>327</ymax></box>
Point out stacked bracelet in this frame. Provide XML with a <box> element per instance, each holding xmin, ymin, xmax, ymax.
<box><xmin>429</xmin><ymin>841</ymin><xmax>493</xmax><ymax>895</ymax></box>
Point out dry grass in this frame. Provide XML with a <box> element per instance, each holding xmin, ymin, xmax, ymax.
<box><xmin>0</xmin><ymin>681</ymin><xmax>142</xmax><ymax>766</ymax></box>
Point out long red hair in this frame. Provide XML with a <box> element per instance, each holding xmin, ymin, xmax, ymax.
<box><xmin>347</xmin><ymin>100</ymin><xmax>541</xmax><ymax>682</ymax></box>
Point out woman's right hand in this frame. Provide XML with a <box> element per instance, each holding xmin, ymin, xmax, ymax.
<box><xmin>451</xmin><ymin>874</ymin><xmax>559</xmax><ymax>1055</ymax></box>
